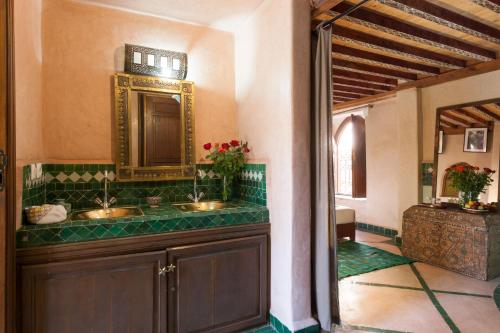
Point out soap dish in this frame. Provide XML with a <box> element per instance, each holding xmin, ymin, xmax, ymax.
<box><xmin>146</xmin><ymin>196</ymin><xmax>162</xmax><ymax>208</ymax></box>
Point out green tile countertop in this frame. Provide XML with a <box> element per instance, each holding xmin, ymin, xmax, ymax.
<box><xmin>16</xmin><ymin>201</ymin><xmax>269</xmax><ymax>249</ymax></box>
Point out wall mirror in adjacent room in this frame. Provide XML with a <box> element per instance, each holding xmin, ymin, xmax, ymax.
<box><xmin>114</xmin><ymin>73</ymin><xmax>195</xmax><ymax>181</ymax></box>
<box><xmin>432</xmin><ymin>98</ymin><xmax>500</xmax><ymax>203</ymax></box>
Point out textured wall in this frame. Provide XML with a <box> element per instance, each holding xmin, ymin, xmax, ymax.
<box><xmin>15</xmin><ymin>0</ymin><xmax>45</xmax><ymax>228</ymax></box>
<box><xmin>235</xmin><ymin>0</ymin><xmax>314</xmax><ymax>330</ymax></box>
<box><xmin>332</xmin><ymin>89</ymin><xmax>420</xmax><ymax>233</ymax></box>
<box><xmin>42</xmin><ymin>0</ymin><xmax>237</xmax><ymax>162</ymax></box>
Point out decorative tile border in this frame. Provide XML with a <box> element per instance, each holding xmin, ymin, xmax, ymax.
<box><xmin>269</xmin><ymin>314</ymin><xmax>319</xmax><ymax>333</ymax></box>
<box><xmin>238</xmin><ymin>164</ymin><xmax>267</xmax><ymax>206</ymax></box>
<box><xmin>21</xmin><ymin>163</ymin><xmax>267</xmax><ymax>225</ymax></box>
<box><xmin>356</xmin><ymin>222</ymin><xmax>398</xmax><ymax>238</ymax></box>
<box><xmin>22</xmin><ymin>165</ymin><xmax>47</xmax><ymax>209</ymax></box>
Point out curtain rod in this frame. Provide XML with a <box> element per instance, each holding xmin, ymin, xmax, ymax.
<box><xmin>315</xmin><ymin>0</ymin><xmax>372</xmax><ymax>31</ymax></box>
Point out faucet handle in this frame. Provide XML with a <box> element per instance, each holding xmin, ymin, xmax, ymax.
<box><xmin>95</xmin><ymin>197</ymin><xmax>104</xmax><ymax>207</ymax></box>
<box><xmin>109</xmin><ymin>197</ymin><xmax>117</xmax><ymax>205</ymax></box>
<box><xmin>187</xmin><ymin>194</ymin><xmax>194</xmax><ymax>201</ymax></box>
<box><xmin>198</xmin><ymin>192</ymin><xmax>205</xmax><ymax>201</ymax></box>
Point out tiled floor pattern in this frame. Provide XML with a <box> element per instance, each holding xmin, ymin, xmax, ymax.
<box><xmin>339</xmin><ymin>231</ymin><xmax>500</xmax><ymax>333</ymax></box>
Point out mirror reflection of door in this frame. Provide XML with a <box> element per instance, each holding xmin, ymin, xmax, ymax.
<box><xmin>138</xmin><ymin>93</ymin><xmax>182</xmax><ymax>167</ymax></box>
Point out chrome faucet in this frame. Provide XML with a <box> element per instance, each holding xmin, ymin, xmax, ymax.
<box><xmin>95</xmin><ymin>170</ymin><xmax>117</xmax><ymax>209</ymax></box>
<box><xmin>187</xmin><ymin>167</ymin><xmax>204</xmax><ymax>203</ymax></box>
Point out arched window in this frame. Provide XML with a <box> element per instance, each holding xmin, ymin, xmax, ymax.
<box><xmin>337</xmin><ymin>122</ymin><xmax>353</xmax><ymax>195</ymax></box>
<box><xmin>334</xmin><ymin>115</ymin><xmax>367</xmax><ymax>198</ymax></box>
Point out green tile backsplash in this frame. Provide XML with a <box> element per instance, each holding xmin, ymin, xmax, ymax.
<box><xmin>22</xmin><ymin>164</ymin><xmax>47</xmax><ymax>209</ymax></box>
<box><xmin>22</xmin><ymin>163</ymin><xmax>267</xmax><ymax>225</ymax></box>
<box><xmin>237</xmin><ymin>164</ymin><xmax>267</xmax><ymax>206</ymax></box>
<box><xmin>421</xmin><ymin>162</ymin><xmax>434</xmax><ymax>186</ymax></box>
<box><xmin>17</xmin><ymin>201</ymin><xmax>269</xmax><ymax>248</ymax></box>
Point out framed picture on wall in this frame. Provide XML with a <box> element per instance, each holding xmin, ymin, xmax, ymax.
<box><xmin>463</xmin><ymin>128</ymin><xmax>488</xmax><ymax>153</ymax></box>
<box><xmin>438</xmin><ymin>130</ymin><xmax>444</xmax><ymax>154</ymax></box>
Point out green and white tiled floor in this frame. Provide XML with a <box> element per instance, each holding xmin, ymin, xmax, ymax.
<box><xmin>245</xmin><ymin>230</ymin><xmax>500</xmax><ymax>333</ymax></box>
<box><xmin>339</xmin><ymin>231</ymin><xmax>500</xmax><ymax>333</ymax></box>
<box><xmin>245</xmin><ymin>326</ymin><xmax>278</xmax><ymax>333</ymax></box>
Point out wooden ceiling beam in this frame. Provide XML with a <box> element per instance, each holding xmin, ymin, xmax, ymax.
<box><xmin>474</xmin><ymin>105</ymin><xmax>500</xmax><ymax>120</ymax></box>
<box><xmin>441</xmin><ymin>112</ymin><xmax>472</xmax><ymax>127</ymax></box>
<box><xmin>452</xmin><ymin>109</ymin><xmax>489</xmax><ymax>125</ymax></box>
<box><xmin>377</xmin><ymin>0</ymin><xmax>500</xmax><ymax>43</ymax></box>
<box><xmin>331</xmin><ymin>2</ymin><xmax>496</xmax><ymax>61</ymax></box>
<box><xmin>440</xmin><ymin>119</ymin><xmax>458</xmax><ymax>128</ymax></box>
<box><xmin>334</xmin><ymin>91</ymin><xmax>364</xmax><ymax>99</ymax></box>
<box><xmin>333</xmin><ymin>84</ymin><xmax>376</xmax><ymax>96</ymax></box>
<box><xmin>333</xmin><ymin>58</ymin><xmax>417</xmax><ymax>80</ymax></box>
<box><xmin>471</xmin><ymin>0</ymin><xmax>500</xmax><ymax>13</ymax></box>
<box><xmin>333</xmin><ymin>26</ymin><xmax>466</xmax><ymax>69</ymax></box>
<box><xmin>334</xmin><ymin>59</ymin><xmax>500</xmax><ymax>111</ymax></box>
<box><xmin>332</xmin><ymin>44</ymin><xmax>440</xmax><ymax>75</ymax></box>
<box><xmin>442</xmin><ymin>127</ymin><xmax>466</xmax><ymax>135</ymax></box>
<box><xmin>333</xmin><ymin>97</ymin><xmax>353</xmax><ymax>103</ymax></box>
<box><xmin>333</xmin><ymin>68</ymin><xmax>398</xmax><ymax>86</ymax></box>
<box><xmin>332</xmin><ymin>76</ymin><xmax>392</xmax><ymax>91</ymax></box>
<box><xmin>312</xmin><ymin>0</ymin><xmax>344</xmax><ymax>20</ymax></box>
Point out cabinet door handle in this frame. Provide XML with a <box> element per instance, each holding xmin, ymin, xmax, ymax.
<box><xmin>158</xmin><ymin>264</ymin><xmax>176</xmax><ymax>276</ymax></box>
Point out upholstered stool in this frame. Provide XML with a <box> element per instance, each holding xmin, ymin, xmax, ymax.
<box><xmin>336</xmin><ymin>205</ymin><xmax>356</xmax><ymax>241</ymax></box>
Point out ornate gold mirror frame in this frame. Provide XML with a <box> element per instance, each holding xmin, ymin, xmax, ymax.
<box><xmin>114</xmin><ymin>73</ymin><xmax>195</xmax><ymax>181</ymax></box>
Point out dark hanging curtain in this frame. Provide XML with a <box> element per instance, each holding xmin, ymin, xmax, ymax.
<box><xmin>311</xmin><ymin>26</ymin><xmax>340</xmax><ymax>331</ymax></box>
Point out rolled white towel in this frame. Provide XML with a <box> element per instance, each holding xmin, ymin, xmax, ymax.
<box><xmin>26</xmin><ymin>205</ymin><xmax>67</xmax><ymax>225</ymax></box>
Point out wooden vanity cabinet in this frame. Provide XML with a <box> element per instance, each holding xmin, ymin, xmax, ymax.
<box><xmin>17</xmin><ymin>225</ymin><xmax>270</xmax><ymax>333</ymax></box>
<box><xmin>167</xmin><ymin>235</ymin><xmax>268</xmax><ymax>333</ymax></box>
<box><xmin>20</xmin><ymin>251</ymin><xmax>166</xmax><ymax>333</ymax></box>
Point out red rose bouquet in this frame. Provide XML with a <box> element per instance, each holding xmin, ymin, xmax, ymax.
<box><xmin>446</xmin><ymin>164</ymin><xmax>495</xmax><ymax>205</ymax></box>
<box><xmin>203</xmin><ymin>140</ymin><xmax>250</xmax><ymax>201</ymax></box>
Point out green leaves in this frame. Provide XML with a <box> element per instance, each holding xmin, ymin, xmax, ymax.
<box><xmin>204</xmin><ymin>141</ymin><xmax>250</xmax><ymax>201</ymax></box>
<box><xmin>448</xmin><ymin>167</ymin><xmax>494</xmax><ymax>203</ymax></box>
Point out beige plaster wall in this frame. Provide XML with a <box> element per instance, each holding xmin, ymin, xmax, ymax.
<box><xmin>15</xmin><ymin>0</ymin><xmax>45</xmax><ymax>228</ymax></box>
<box><xmin>42</xmin><ymin>0</ymin><xmax>237</xmax><ymax>162</ymax></box>
<box><xmin>235</xmin><ymin>0</ymin><xmax>315</xmax><ymax>329</ymax></box>
<box><xmin>332</xmin><ymin>90</ymin><xmax>420</xmax><ymax>233</ymax></box>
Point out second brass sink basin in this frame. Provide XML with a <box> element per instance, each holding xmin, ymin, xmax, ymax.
<box><xmin>70</xmin><ymin>207</ymin><xmax>144</xmax><ymax>221</ymax></box>
<box><xmin>173</xmin><ymin>201</ymin><xmax>235</xmax><ymax>212</ymax></box>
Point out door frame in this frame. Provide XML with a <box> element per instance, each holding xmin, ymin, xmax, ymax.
<box><xmin>1</xmin><ymin>0</ymin><xmax>16</xmax><ymax>331</ymax></box>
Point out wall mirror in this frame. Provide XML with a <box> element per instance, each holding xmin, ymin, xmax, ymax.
<box><xmin>432</xmin><ymin>98</ymin><xmax>500</xmax><ymax>203</ymax></box>
<box><xmin>114</xmin><ymin>73</ymin><xmax>195</xmax><ymax>181</ymax></box>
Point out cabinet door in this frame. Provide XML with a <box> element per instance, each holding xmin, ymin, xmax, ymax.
<box><xmin>167</xmin><ymin>235</ymin><xmax>268</xmax><ymax>333</ymax></box>
<box><xmin>21</xmin><ymin>251</ymin><xmax>166</xmax><ymax>333</ymax></box>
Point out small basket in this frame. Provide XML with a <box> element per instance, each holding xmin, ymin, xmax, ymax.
<box><xmin>146</xmin><ymin>196</ymin><xmax>162</xmax><ymax>208</ymax></box>
<box><xmin>25</xmin><ymin>205</ymin><xmax>52</xmax><ymax>224</ymax></box>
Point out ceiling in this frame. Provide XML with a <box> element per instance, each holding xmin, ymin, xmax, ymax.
<box><xmin>79</xmin><ymin>0</ymin><xmax>266</xmax><ymax>32</ymax></box>
<box><xmin>312</xmin><ymin>0</ymin><xmax>500</xmax><ymax>110</ymax></box>
<box><xmin>439</xmin><ymin>100</ymin><xmax>500</xmax><ymax>134</ymax></box>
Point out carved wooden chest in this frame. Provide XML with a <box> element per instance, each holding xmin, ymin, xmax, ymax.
<box><xmin>402</xmin><ymin>205</ymin><xmax>500</xmax><ymax>280</ymax></box>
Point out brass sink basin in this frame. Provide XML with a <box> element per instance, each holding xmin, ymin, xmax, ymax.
<box><xmin>173</xmin><ymin>201</ymin><xmax>235</xmax><ymax>212</ymax></box>
<box><xmin>70</xmin><ymin>207</ymin><xmax>144</xmax><ymax>221</ymax></box>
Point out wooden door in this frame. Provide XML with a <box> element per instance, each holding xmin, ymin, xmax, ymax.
<box><xmin>167</xmin><ymin>236</ymin><xmax>268</xmax><ymax>333</ymax></box>
<box><xmin>143</xmin><ymin>94</ymin><xmax>181</xmax><ymax>166</ymax></box>
<box><xmin>20</xmin><ymin>251</ymin><xmax>166</xmax><ymax>333</ymax></box>
<box><xmin>0</xmin><ymin>0</ymin><xmax>15</xmax><ymax>332</ymax></box>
